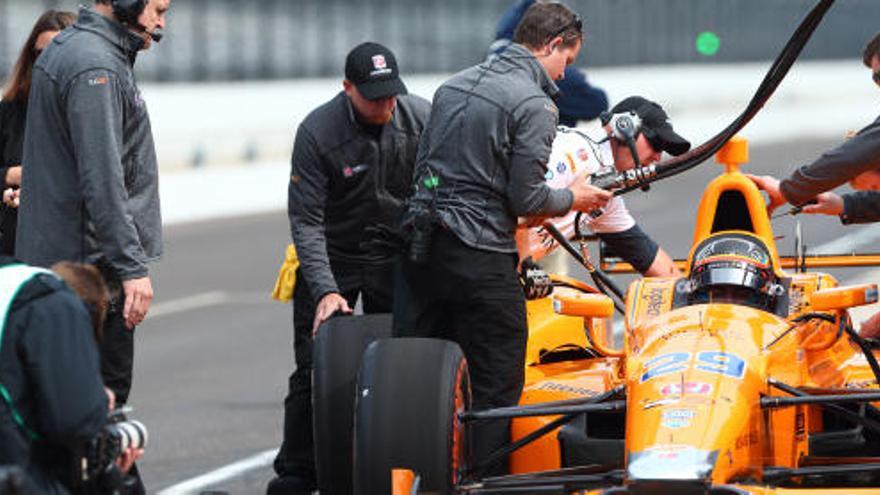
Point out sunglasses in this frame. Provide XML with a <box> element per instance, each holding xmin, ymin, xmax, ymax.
<box><xmin>549</xmin><ymin>14</ymin><xmax>583</xmax><ymax>41</ymax></box>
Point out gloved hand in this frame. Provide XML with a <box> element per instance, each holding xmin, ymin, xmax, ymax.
<box><xmin>519</xmin><ymin>256</ymin><xmax>553</xmax><ymax>300</ymax></box>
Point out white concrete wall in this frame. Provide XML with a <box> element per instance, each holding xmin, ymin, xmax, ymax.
<box><xmin>145</xmin><ymin>59</ymin><xmax>878</xmax><ymax>172</ymax></box>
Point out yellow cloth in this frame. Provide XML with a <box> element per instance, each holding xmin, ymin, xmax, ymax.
<box><xmin>271</xmin><ymin>244</ymin><xmax>299</xmax><ymax>302</ymax></box>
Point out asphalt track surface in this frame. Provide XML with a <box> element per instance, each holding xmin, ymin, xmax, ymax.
<box><xmin>134</xmin><ymin>136</ymin><xmax>875</xmax><ymax>493</ymax></box>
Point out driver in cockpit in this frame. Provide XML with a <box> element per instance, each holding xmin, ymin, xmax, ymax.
<box><xmin>685</xmin><ymin>233</ymin><xmax>785</xmax><ymax>311</ymax></box>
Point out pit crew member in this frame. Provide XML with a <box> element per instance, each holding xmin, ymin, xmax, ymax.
<box><xmin>394</xmin><ymin>2</ymin><xmax>610</xmax><ymax>475</ymax></box>
<box><xmin>749</xmin><ymin>31</ymin><xmax>880</xmax><ymax>224</ymax></box>
<box><xmin>270</xmin><ymin>42</ymin><xmax>430</xmax><ymax>495</ymax></box>
<box><xmin>518</xmin><ymin>96</ymin><xmax>691</xmax><ymax>283</ymax></box>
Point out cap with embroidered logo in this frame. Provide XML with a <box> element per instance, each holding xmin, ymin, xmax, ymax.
<box><xmin>610</xmin><ymin>96</ymin><xmax>691</xmax><ymax>156</ymax></box>
<box><xmin>345</xmin><ymin>42</ymin><xmax>408</xmax><ymax>101</ymax></box>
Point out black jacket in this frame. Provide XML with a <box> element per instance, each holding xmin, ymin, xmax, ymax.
<box><xmin>841</xmin><ymin>191</ymin><xmax>880</xmax><ymax>224</ymax></box>
<box><xmin>405</xmin><ymin>44</ymin><xmax>572</xmax><ymax>254</ymax></box>
<box><xmin>0</xmin><ymin>257</ymin><xmax>107</xmax><ymax>494</ymax></box>
<box><xmin>288</xmin><ymin>92</ymin><xmax>431</xmax><ymax>301</ymax></box>
<box><xmin>0</xmin><ymin>98</ymin><xmax>25</xmax><ymax>256</ymax></box>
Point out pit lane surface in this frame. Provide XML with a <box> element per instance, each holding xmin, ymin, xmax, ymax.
<box><xmin>135</xmin><ymin>137</ymin><xmax>876</xmax><ymax>493</ymax></box>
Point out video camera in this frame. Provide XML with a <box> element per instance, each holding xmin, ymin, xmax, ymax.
<box><xmin>71</xmin><ymin>412</ymin><xmax>148</xmax><ymax>494</ymax></box>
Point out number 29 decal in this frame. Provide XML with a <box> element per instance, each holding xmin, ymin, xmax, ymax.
<box><xmin>640</xmin><ymin>351</ymin><xmax>746</xmax><ymax>383</ymax></box>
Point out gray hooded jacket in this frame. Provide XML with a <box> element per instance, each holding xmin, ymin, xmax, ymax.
<box><xmin>405</xmin><ymin>43</ymin><xmax>573</xmax><ymax>253</ymax></box>
<box><xmin>16</xmin><ymin>8</ymin><xmax>161</xmax><ymax>279</ymax></box>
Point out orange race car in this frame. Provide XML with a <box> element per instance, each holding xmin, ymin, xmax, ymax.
<box><xmin>332</xmin><ymin>138</ymin><xmax>880</xmax><ymax>495</ymax></box>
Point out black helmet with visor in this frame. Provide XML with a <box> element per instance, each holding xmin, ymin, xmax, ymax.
<box><xmin>688</xmin><ymin>233</ymin><xmax>780</xmax><ymax>310</ymax></box>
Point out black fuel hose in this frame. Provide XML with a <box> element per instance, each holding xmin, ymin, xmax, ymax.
<box><xmin>612</xmin><ymin>0</ymin><xmax>837</xmax><ymax>196</ymax></box>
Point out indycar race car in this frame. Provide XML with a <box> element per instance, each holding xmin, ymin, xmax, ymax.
<box><xmin>315</xmin><ymin>138</ymin><xmax>880</xmax><ymax>495</ymax></box>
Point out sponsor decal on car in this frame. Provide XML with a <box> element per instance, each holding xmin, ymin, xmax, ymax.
<box><xmin>660</xmin><ymin>381</ymin><xmax>713</xmax><ymax>396</ymax></box>
<box><xmin>661</xmin><ymin>408</ymin><xmax>695</xmax><ymax>429</ymax></box>
<box><xmin>536</xmin><ymin>381</ymin><xmax>598</xmax><ymax>397</ymax></box>
<box><xmin>640</xmin><ymin>351</ymin><xmax>746</xmax><ymax>383</ymax></box>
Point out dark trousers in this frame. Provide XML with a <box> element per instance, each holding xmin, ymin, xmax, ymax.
<box><xmin>96</xmin><ymin>265</ymin><xmax>136</xmax><ymax>406</ymax></box>
<box><xmin>273</xmin><ymin>261</ymin><xmax>394</xmax><ymax>481</ymax></box>
<box><xmin>94</xmin><ymin>264</ymin><xmax>144</xmax><ymax>495</ymax></box>
<box><xmin>0</xmin><ymin>207</ymin><xmax>16</xmax><ymax>257</ymax></box>
<box><xmin>393</xmin><ymin>228</ymin><xmax>527</xmax><ymax>476</ymax></box>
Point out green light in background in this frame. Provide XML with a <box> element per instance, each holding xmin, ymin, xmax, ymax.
<box><xmin>696</xmin><ymin>31</ymin><xmax>721</xmax><ymax>56</ymax></box>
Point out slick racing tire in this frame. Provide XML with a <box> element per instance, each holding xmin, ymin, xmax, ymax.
<box><xmin>313</xmin><ymin>313</ymin><xmax>392</xmax><ymax>495</ymax></box>
<box><xmin>354</xmin><ymin>338</ymin><xmax>470</xmax><ymax>495</ymax></box>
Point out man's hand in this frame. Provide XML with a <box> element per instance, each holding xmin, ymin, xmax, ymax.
<box><xmin>104</xmin><ymin>388</ymin><xmax>116</xmax><ymax>412</ymax></box>
<box><xmin>4</xmin><ymin>165</ymin><xmax>21</xmax><ymax>187</ymax></box>
<box><xmin>2</xmin><ymin>188</ymin><xmax>19</xmax><ymax>208</ymax></box>
<box><xmin>122</xmin><ymin>277</ymin><xmax>153</xmax><ymax>329</ymax></box>
<box><xmin>860</xmin><ymin>311</ymin><xmax>880</xmax><ymax>339</ymax></box>
<box><xmin>801</xmin><ymin>192</ymin><xmax>844</xmax><ymax>216</ymax></box>
<box><xmin>569</xmin><ymin>170</ymin><xmax>612</xmax><ymax>213</ymax></box>
<box><xmin>747</xmin><ymin>175</ymin><xmax>787</xmax><ymax>215</ymax></box>
<box><xmin>115</xmin><ymin>447</ymin><xmax>143</xmax><ymax>474</ymax></box>
<box><xmin>312</xmin><ymin>292</ymin><xmax>352</xmax><ymax>336</ymax></box>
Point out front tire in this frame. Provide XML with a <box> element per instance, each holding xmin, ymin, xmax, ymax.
<box><xmin>353</xmin><ymin>338</ymin><xmax>470</xmax><ymax>495</ymax></box>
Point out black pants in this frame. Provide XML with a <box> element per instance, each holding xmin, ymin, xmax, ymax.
<box><xmin>94</xmin><ymin>264</ymin><xmax>144</xmax><ymax>495</ymax></box>
<box><xmin>96</xmin><ymin>265</ymin><xmax>136</xmax><ymax>406</ymax></box>
<box><xmin>0</xmin><ymin>207</ymin><xmax>16</xmax><ymax>257</ymax></box>
<box><xmin>393</xmin><ymin>228</ymin><xmax>527</xmax><ymax>476</ymax></box>
<box><xmin>273</xmin><ymin>261</ymin><xmax>394</xmax><ymax>482</ymax></box>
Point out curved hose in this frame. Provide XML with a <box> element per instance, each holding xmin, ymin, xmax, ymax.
<box><xmin>612</xmin><ymin>0</ymin><xmax>837</xmax><ymax>196</ymax></box>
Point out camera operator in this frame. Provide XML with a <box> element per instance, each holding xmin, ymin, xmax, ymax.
<box><xmin>0</xmin><ymin>257</ymin><xmax>141</xmax><ymax>494</ymax></box>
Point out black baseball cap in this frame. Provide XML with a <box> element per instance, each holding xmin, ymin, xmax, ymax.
<box><xmin>345</xmin><ymin>42</ymin><xmax>408</xmax><ymax>101</ymax></box>
<box><xmin>610</xmin><ymin>96</ymin><xmax>691</xmax><ymax>156</ymax></box>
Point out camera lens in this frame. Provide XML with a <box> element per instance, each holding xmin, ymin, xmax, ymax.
<box><xmin>110</xmin><ymin>420</ymin><xmax>148</xmax><ymax>450</ymax></box>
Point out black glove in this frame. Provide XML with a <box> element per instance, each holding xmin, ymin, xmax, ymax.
<box><xmin>519</xmin><ymin>257</ymin><xmax>553</xmax><ymax>300</ymax></box>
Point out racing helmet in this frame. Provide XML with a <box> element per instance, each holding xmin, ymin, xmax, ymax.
<box><xmin>687</xmin><ymin>233</ymin><xmax>780</xmax><ymax>309</ymax></box>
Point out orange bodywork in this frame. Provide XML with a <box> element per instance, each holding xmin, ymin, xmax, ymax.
<box><xmin>506</xmin><ymin>138</ymin><xmax>880</xmax><ymax>492</ymax></box>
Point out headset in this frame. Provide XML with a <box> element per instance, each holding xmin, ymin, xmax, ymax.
<box><xmin>111</xmin><ymin>0</ymin><xmax>164</xmax><ymax>42</ymax></box>
<box><xmin>599</xmin><ymin>110</ymin><xmax>650</xmax><ymax>191</ymax></box>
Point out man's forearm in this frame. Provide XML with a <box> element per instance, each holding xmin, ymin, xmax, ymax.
<box><xmin>290</xmin><ymin>223</ymin><xmax>338</xmax><ymax>301</ymax></box>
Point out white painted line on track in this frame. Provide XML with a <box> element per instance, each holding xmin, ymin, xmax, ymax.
<box><xmin>147</xmin><ymin>291</ymin><xmax>274</xmax><ymax>319</ymax></box>
<box><xmin>156</xmin><ymin>448</ymin><xmax>278</xmax><ymax>495</ymax></box>
<box><xmin>148</xmin><ymin>291</ymin><xmax>231</xmax><ymax>318</ymax></box>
